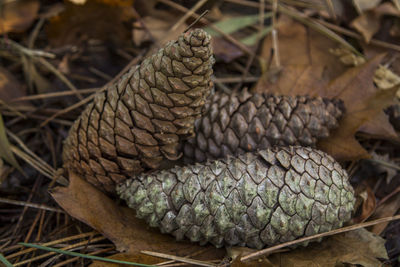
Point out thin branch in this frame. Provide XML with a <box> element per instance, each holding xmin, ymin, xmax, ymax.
<box><xmin>141</xmin><ymin>251</ymin><xmax>217</xmax><ymax>267</ymax></box>
<box><xmin>240</xmin><ymin>214</ymin><xmax>400</xmax><ymax>261</ymax></box>
<box><xmin>0</xmin><ymin>197</ymin><xmax>63</xmax><ymax>213</ymax></box>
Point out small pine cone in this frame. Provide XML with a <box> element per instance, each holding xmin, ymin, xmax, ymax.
<box><xmin>62</xmin><ymin>29</ymin><xmax>214</xmax><ymax>193</ymax></box>
<box><xmin>182</xmin><ymin>91</ymin><xmax>344</xmax><ymax>163</ymax></box>
<box><xmin>117</xmin><ymin>146</ymin><xmax>355</xmax><ymax>249</ymax></box>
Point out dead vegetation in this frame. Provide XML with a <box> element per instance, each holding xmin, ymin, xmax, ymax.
<box><xmin>1</xmin><ymin>0</ymin><xmax>400</xmax><ymax>266</ymax></box>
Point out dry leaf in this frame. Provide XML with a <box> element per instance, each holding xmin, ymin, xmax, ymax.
<box><xmin>132</xmin><ymin>16</ymin><xmax>186</xmax><ymax>47</ymax></box>
<box><xmin>0</xmin><ymin>0</ymin><xmax>39</xmax><ymax>34</ymax></box>
<box><xmin>51</xmin><ymin>172</ymin><xmax>224</xmax><ymax>258</ymax></box>
<box><xmin>317</xmin><ymin>54</ymin><xmax>398</xmax><ymax>160</ymax></box>
<box><xmin>0</xmin><ymin>66</ymin><xmax>27</xmax><ymax>103</ymax></box>
<box><xmin>254</xmin><ymin>20</ymin><xmax>398</xmax><ymax>161</ymax></box>
<box><xmin>353</xmin><ymin>185</ymin><xmax>376</xmax><ymax>223</ymax></box>
<box><xmin>351</xmin><ymin>2</ymin><xmax>400</xmax><ymax>43</ymax></box>
<box><xmin>370</xmin><ymin>189</ymin><xmax>400</xmax><ymax>235</ymax></box>
<box><xmin>46</xmin><ymin>0</ymin><xmax>136</xmax><ymax>46</ymax></box>
<box><xmin>370</xmin><ymin>152</ymin><xmax>398</xmax><ymax>184</ymax></box>
<box><xmin>253</xmin><ymin>15</ymin><xmax>347</xmax><ymax>95</ymax></box>
<box><xmin>353</xmin><ymin>0</ymin><xmax>382</xmax><ymax>13</ymax></box>
<box><xmin>211</xmin><ymin>37</ymin><xmax>245</xmax><ymax>63</ymax></box>
<box><xmin>256</xmin><ymin>229</ymin><xmax>388</xmax><ymax>267</ymax></box>
<box><xmin>89</xmin><ymin>253</ymin><xmax>161</xmax><ymax>267</ymax></box>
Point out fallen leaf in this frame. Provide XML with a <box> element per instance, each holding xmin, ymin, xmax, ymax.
<box><xmin>370</xmin><ymin>152</ymin><xmax>398</xmax><ymax>184</ymax></box>
<box><xmin>353</xmin><ymin>0</ymin><xmax>382</xmax><ymax>13</ymax></box>
<box><xmin>89</xmin><ymin>253</ymin><xmax>161</xmax><ymax>267</ymax></box>
<box><xmin>353</xmin><ymin>185</ymin><xmax>376</xmax><ymax>223</ymax></box>
<box><xmin>253</xmin><ymin>16</ymin><xmax>398</xmax><ymax>160</ymax></box>
<box><xmin>253</xmin><ymin>15</ymin><xmax>347</xmax><ymax>95</ymax></box>
<box><xmin>370</xmin><ymin>189</ymin><xmax>400</xmax><ymax>235</ymax></box>
<box><xmin>317</xmin><ymin>54</ymin><xmax>398</xmax><ymax>160</ymax></box>
<box><xmin>0</xmin><ymin>0</ymin><xmax>39</xmax><ymax>34</ymax></box>
<box><xmin>211</xmin><ymin>37</ymin><xmax>246</xmax><ymax>63</ymax></box>
<box><xmin>351</xmin><ymin>2</ymin><xmax>400</xmax><ymax>43</ymax></box>
<box><xmin>51</xmin><ymin>172</ymin><xmax>224</xmax><ymax>259</ymax></box>
<box><xmin>132</xmin><ymin>16</ymin><xmax>187</xmax><ymax>47</ymax></box>
<box><xmin>260</xmin><ymin>229</ymin><xmax>388</xmax><ymax>267</ymax></box>
<box><xmin>0</xmin><ymin>66</ymin><xmax>27</xmax><ymax>103</ymax></box>
<box><xmin>46</xmin><ymin>0</ymin><xmax>136</xmax><ymax>46</ymax></box>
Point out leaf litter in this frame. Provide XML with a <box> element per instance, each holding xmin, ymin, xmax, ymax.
<box><xmin>1</xmin><ymin>0</ymin><xmax>400</xmax><ymax>266</ymax></box>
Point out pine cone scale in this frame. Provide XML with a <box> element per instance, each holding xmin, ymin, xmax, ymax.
<box><xmin>182</xmin><ymin>92</ymin><xmax>345</xmax><ymax>163</ymax></box>
<box><xmin>117</xmin><ymin>146</ymin><xmax>355</xmax><ymax>249</ymax></box>
<box><xmin>63</xmin><ymin>29</ymin><xmax>214</xmax><ymax>194</ymax></box>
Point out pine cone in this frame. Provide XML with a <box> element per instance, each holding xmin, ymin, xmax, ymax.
<box><xmin>117</xmin><ymin>146</ymin><xmax>355</xmax><ymax>249</ymax></box>
<box><xmin>182</xmin><ymin>91</ymin><xmax>344</xmax><ymax>163</ymax></box>
<box><xmin>62</xmin><ymin>29</ymin><xmax>214</xmax><ymax>193</ymax></box>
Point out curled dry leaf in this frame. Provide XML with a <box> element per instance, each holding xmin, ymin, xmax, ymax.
<box><xmin>51</xmin><ymin>172</ymin><xmax>224</xmax><ymax>258</ymax></box>
<box><xmin>352</xmin><ymin>184</ymin><xmax>376</xmax><ymax>223</ymax></box>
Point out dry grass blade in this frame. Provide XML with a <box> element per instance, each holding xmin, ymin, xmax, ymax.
<box><xmin>169</xmin><ymin>0</ymin><xmax>208</xmax><ymax>33</ymax></box>
<box><xmin>240</xmin><ymin>214</ymin><xmax>400</xmax><ymax>262</ymax></box>
<box><xmin>11</xmin><ymin>88</ymin><xmax>99</xmax><ymax>102</ymax></box>
<box><xmin>0</xmin><ymin>38</ymin><xmax>55</xmax><ymax>58</ymax></box>
<box><xmin>39</xmin><ymin>93</ymin><xmax>95</xmax><ymax>127</ymax></box>
<box><xmin>4</xmin><ymin>232</ymin><xmax>99</xmax><ymax>258</ymax></box>
<box><xmin>0</xmin><ymin>114</ymin><xmax>23</xmax><ymax>173</ymax></box>
<box><xmin>16</xmin><ymin>242</ymin><xmax>158</xmax><ymax>267</ymax></box>
<box><xmin>158</xmin><ymin>0</ymin><xmax>255</xmax><ymax>57</ymax></box>
<box><xmin>277</xmin><ymin>3</ymin><xmax>361</xmax><ymax>55</ymax></box>
<box><xmin>0</xmin><ymin>38</ymin><xmax>82</xmax><ymax>99</ymax></box>
<box><xmin>13</xmin><ymin>237</ymin><xmax>106</xmax><ymax>266</ymax></box>
<box><xmin>39</xmin><ymin>53</ymin><xmax>143</xmax><ymax>127</ymax></box>
<box><xmin>141</xmin><ymin>251</ymin><xmax>217</xmax><ymax>267</ymax></box>
<box><xmin>0</xmin><ymin>197</ymin><xmax>63</xmax><ymax>213</ymax></box>
<box><xmin>33</xmin><ymin>57</ymin><xmax>83</xmax><ymax>100</ymax></box>
<box><xmin>53</xmin><ymin>247</ymin><xmax>114</xmax><ymax>267</ymax></box>
<box><xmin>318</xmin><ymin>19</ymin><xmax>400</xmax><ymax>52</ymax></box>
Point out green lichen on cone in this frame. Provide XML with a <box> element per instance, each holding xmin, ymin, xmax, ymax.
<box><xmin>182</xmin><ymin>90</ymin><xmax>345</xmax><ymax>163</ymax></box>
<box><xmin>62</xmin><ymin>29</ymin><xmax>214</xmax><ymax>193</ymax></box>
<box><xmin>117</xmin><ymin>146</ymin><xmax>355</xmax><ymax>249</ymax></box>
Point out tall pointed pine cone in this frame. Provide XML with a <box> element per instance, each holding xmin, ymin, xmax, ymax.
<box><xmin>62</xmin><ymin>29</ymin><xmax>214</xmax><ymax>193</ymax></box>
<box><xmin>117</xmin><ymin>146</ymin><xmax>355</xmax><ymax>249</ymax></box>
<box><xmin>182</xmin><ymin>91</ymin><xmax>344</xmax><ymax>163</ymax></box>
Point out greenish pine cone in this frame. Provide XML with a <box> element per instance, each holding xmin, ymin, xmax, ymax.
<box><xmin>182</xmin><ymin>91</ymin><xmax>344</xmax><ymax>163</ymax></box>
<box><xmin>117</xmin><ymin>146</ymin><xmax>355</xmax><ymax>249</ymax></box>
<box><xmin>62</xmin><ymin>29</ymin><xmax>214</xmax><ymax>193</ymax></box>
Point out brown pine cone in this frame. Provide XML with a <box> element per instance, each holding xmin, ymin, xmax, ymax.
<box><xmin>182</xmin><ymin>90</ymin><xmax>344</xmax><ymax>163</ymax></box>
<box><xmin>117</xmin><ymin>146</ymin><xmax>355</xmax><ymax>249</ymax></box>
<box><xmin>62</xmin><ymin>29</ymin><xmax>214</xmax><ymax>193</ymax></box>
